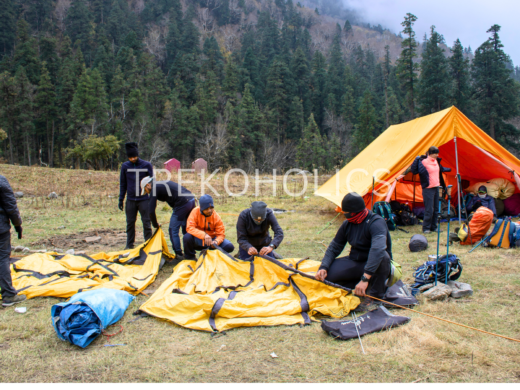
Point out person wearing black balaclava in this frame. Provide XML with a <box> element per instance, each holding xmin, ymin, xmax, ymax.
<box><xmin>315</xmin><ymin>192</ymin><xmax>392</xmax><ymax>312</ymax></box>
<box><xmin>118</xmin><ymin>142</ymin><xmax>154</xmax><ymax>249</ymax></box>
<box><xmin>236</xmin><ymin>201</ymin><xmax>284</xmax><ymax>260</ymax></box>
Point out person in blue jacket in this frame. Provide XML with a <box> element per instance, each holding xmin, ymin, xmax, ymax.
<box><xmin>466</xmin><ymin>186</ymin><xmax>497</xmax><ymax>217</ymax></box>
<box><xmin>118</xmin><ymin>142</ymin><xmax>154</xmax><ymax>249</ymax></box>
<box><xmin>0</xmin><ymin>174</ymin><xmax>26</xmax><ymax>307</ymax></box>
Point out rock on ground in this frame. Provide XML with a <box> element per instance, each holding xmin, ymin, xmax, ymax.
<box><xmin>422</xmin><ymin>283</ymin><xmax>452</xmax><ymax>301</ymax></box>
<box><xmin>14</xmin><ymin>192</ymin><xmax>24</xmax><ymax>198</ymax></box>
<box><xmin>48</xmin><ymin>192</ymin><xmax>58</xmax><ymax>199</ymax></box>
<box><xmin>83</xmin><ymin>236</ymin><xmax>102</xmax><ymax>244</ymax></box>
<box><xmin>447</xmin><ymin>281</ymin><xmax>473</xmax><ymax>298</ymax></box>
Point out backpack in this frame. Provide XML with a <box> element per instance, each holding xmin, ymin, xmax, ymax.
<box><xmin>372</xmin><ymin>201</ymin><xmax>396</xmax><ymax>231</ymax></box>
<box><xmin>440</xmin><ymin>199</ymin><xmax>456</xmax><ymax>220</ymax></box>
<box><xmin>484</xmin><ymin>218</ymin><xmax>518</xmax><ymax>249</ymax></box>
<box><xmin>390</xmin><ymin>202</ymin><xmax>418</xmax><ymax>226</ymax></box>
<box><xmin>412</xmin><ymin>254</ymin><xmax>463</xmax><ymax>287</ymax></box>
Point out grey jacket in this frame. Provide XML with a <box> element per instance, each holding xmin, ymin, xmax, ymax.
<box><xmin>0</xmin><ymin>175</ymin><xmax>22</xmax><ymax>234</ymax></box>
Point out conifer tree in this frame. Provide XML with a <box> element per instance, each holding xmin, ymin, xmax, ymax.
<box><xmin>396</xmin><ymin>13</ymin><xmax>419</xmax><ymax>119</ymax></box>
<box><xmin>354</xmin><ymin>90</ymin><xmax>378</xmax><ymax>152</ymax></box>
<box><xmin>0</xmin><ymin>0</ymin><xmax>16</xmax><ymax>57</ymax></box>
<box><xmin>449</xmin><ymin>39</ymin><xmax>471</xmax><ymax>114</ymax></box>
<box><xmin>296</xmin><ymin>113</ymin><xmax>324</xmax><ymax>170</ymax></box>
<box><xmin>418</xmin><ymin>26</ymin><xmax>450</xmax><ymax>115</ymax></box>
<box><xmin>36</xmin><ymin>62</ymin><xmax>57</xmax><ymax>166</ymax></box>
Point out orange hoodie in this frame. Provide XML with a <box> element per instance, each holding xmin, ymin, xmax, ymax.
<box><xmin>186</xmin><ymin>206</ymin><xmax>226</xmax><ymax>244</ymax></box>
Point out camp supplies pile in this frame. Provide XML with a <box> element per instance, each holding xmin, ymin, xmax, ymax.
<box><xmin>382</xmin><ymin>280</ymin><xmax>418</xmax><ymax>307</ymax></box>
<box><xmin>372</xmin><ymin>201</ymin><xmax>396</xmax><ymax>231</ymax></box>
<box><xmin>412</xmin><ymin>254</ymin><xmax>463</xmax><ymax>288</ymax></box>
<box><xmin>483</xmin><ymin>218</ymin><xmax>520</xmax><ymax>249</ymax></box>
<box><xmin>139</xmin><ymin>249</ymin><xmax>360</xmax><ymax>332</ymax></box>
<box><xmin>419</xmin><ymin>281</ymin><xmax>473</xmax><ymax>301</ymax></box>
<box><xmin>4</xmin><ymin>228</ymin><xmax>173</xmax><ymax>300</ymax></box>
<box><xmin>51</xmin><ymin>289</ymin><xmax>134</xmax><ymax>348</ymax></box>
<box><xmin>409</xmin><ymin>234</ymin><xmax>428</xmax><ymax>252</ymax></box>
<box><xmin>390</xmin><ymin>202</ymin><xmax>419</xmax><ymax>226</ymax></box>
<box><xmin>459</xmin><ymin>207</ymin><xmax>494</xmax><ymax>245</ymax></box>
<box><xmin>321</xmin><ymin>307</ymin><xmax>410</xmax><ymax>340</ymax></box>
<box><xmin>467</xmin><ymin>179</ymin><xmax>515</xmax><ymax>200</ymax></box>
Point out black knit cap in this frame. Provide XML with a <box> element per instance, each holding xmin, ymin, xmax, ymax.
<box><xmin>125</xmin><ymin>142</ymin><xmax>139</xmax><ymax>158</ymax></box>
<box><xmin>341</xmin><ymin>192</ymin><xmax>366</xmax><ymax>213</ymax></box>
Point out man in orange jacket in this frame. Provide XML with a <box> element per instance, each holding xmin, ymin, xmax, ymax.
<box><xmin>183</xmin><ymin>194</ymin><xmax>235</xmax><ymax>260</ymax></box>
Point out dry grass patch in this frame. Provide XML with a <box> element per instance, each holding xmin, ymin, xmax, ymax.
<box><xmin>0</xmin><ymin>165</ymin><xmax>520</xmax><ymax>382</ymax></box>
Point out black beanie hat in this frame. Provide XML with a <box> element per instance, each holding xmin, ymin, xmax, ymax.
<box><xmin>341</xmin><ymin>192</ymin><xmax>366</xmax><ymax>213</ymax></box>
<box><xmin>125</xmin><ymin>142</ymin><xmax>139</xmax><ymax>158</ymax></box>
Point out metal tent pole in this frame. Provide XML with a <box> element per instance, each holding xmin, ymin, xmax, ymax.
<box><xmin>454</xmin><ymin>137</ymin><xmax>462</xmax><ymax>224</ymax></box>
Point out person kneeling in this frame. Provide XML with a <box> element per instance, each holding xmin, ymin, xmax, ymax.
<box><xmin>183</xmin><ymin>195</ymin><xmax>235</xmax><ymax>260</ymax></box>
<box><xmin>315</xmin><ymin>193</ymin><xmax>392</xmax><ymax>312</ymax></box>
<box><xmin>236</xmin><ymin>201</ymin><xmax>284</xmax><ymax>260</ymax></box>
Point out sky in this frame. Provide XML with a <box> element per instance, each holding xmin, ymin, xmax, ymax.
<box><xmin>346</xmin><ymin>0</ymin><xmax>520</xmax><ymax>66</ymax></box>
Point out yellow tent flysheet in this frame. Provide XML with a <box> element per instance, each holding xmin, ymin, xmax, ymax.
<box><xmin>138</xmin><ymin>248</ymin><xmax>360</xmax><ymax>332</ymax></box>
<box><xmin>4</xmin><ymin>228</ymin><xmax>174</xmax><ymax>299</ymax></box>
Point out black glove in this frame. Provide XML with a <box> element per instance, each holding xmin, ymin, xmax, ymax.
<box><xmin>118</xmin><ymin>200</ymin><xmax>124</xmax><ymax>211</ymax></box>
<box><xmin>15</xmin><ymin>225</ymin><xmax>23</xmax><ymax>240</ymax></box>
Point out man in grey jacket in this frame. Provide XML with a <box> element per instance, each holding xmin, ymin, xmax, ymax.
<box><xmin>0</xmin><ymin>175</ymin><xmax>26</xmax><ymax>307</ymax></box>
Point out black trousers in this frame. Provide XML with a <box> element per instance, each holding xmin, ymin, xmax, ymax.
<box><xmin>325</xmin><ymin>252</ymin><xmax>391</xmax><ymax>299</ymax></box>
<box><xmin>422</xmin><ymin>187</ymin><xmax>439</xmax><ymax>232</ymax></box>
<box><xmin>125</xmin><ymin>199</ymin><xmax>153</xmax><ymax>248</ymax></box>
<box><xmin>0</xmin><ymin>231</ymin><xmax>16</xmax><ymax>298</ymax></box>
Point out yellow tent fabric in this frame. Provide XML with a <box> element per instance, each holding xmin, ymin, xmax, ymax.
<box><xmin>4</xmin><ymin>228</ymin><xmax>174</xmax><ymax>299</ymax></box>
<box><xmin>139</xmin><ymin>249</ymin><xmax>360</xmax><ymax>332</ymax></box>
<box><xmin>316</xmin><ymin>106</ymin><xmax>520</xmax><ymax>207</ymax></box>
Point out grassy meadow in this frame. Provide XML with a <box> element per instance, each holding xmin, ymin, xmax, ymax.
<box><xmin>0</xmin><ymin>164</ymin><xmax>519</xmax><ymax>382</ymax></box>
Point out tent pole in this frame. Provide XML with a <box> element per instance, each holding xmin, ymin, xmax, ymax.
<box><xmin>454</xmin><ymin>137</ymin><xmax>462</xmax><ymax>224</ymax></box>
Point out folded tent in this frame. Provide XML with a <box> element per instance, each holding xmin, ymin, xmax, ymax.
<box><xmin>315</xmin><ymin>106</ymin><xmax>520</xmax><ymax>220</ymax></box>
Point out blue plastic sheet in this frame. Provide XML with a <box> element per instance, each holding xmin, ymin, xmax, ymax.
<box><xmin>51</xmin><ymin>288</ymin><xmax>135</xmax><ymax>348</ymax></box>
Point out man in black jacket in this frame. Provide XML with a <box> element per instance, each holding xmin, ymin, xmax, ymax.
<box><xmin>236</xmin><ymin>201</ymin><xmax>284</xmax><ymax>260</ymax></box>
<box><xmin>315</xmin><ymin>193</ymin><xmax>392</xmax><ymax>312</ymax></box>
<box><xmin>0</xmin><ymin>175</ymin><xmax>26</xmax><ymax>307</ymax></box>
<box><xmin>119</xmin><ymin>142</ymin><xmax>154</xmax><ymax>249</ymax></box>
<box><xmin>141</xmin><ymin>177</ymin><xmax>195</xmax><ymax>259</ymax></box>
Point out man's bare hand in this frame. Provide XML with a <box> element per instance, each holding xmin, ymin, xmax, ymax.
<box><xmin>204</xmin><ymin>234</ymin><xmax>212</xmax><ymax>247</ymax></box>
<box><xmin>248</xmin><ymin>247</ymin><xmax>258</xmax><ymax>256</ymax></box>
<box><xmin>315</xmin><ymin>269</ymin><xmax>327</xmax><ymax>282</ymax></box>
<box><xmin>259</xmin><ymin>246</ymin><xmax>273</xmax><ymax>256</ymax></box>
<box><xmin>354</xmin><ymin>281</ymin><xmax>369</xmax><ymax>297</ymax></box>
<box><xmin>211</xmin><ymin>240</ymin><xmax>219</xmax><ymax>248</ymax></box>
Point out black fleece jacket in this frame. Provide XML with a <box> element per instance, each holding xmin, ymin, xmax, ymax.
<box><xmin>0</xmin><ymin>175</ymin><xmax>22</xmax><ymax>234</ymax></box>
<box><xmin>319</xmin><ymin>211</ymin><xmax>392</xmax><ymax>275</ymax></box>
<box><xmin>236</xmin><ymin>208</ymin><xmax>284</xmax><ymax>250</ymax></box>
<box><xmin>148</xmin><ymin>181</ymin><xmax>194</xmax><ymax>228</ymax></box>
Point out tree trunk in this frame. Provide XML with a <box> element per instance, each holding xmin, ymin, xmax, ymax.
<box><xmin>8</xmin><ymin>126</ymin><xmax>13</xmax><ymax>164</ymax></box>
<box><xmin>26</xmin><ymin>134</ymin><xmax>31</xmax><ymax>166</ymax></box>
<box><xmin>384</xmin><ymin>76</ymin><xmax>389</xmax><ymax>128</ymax></box>
<box><xmin>50</xmin><ymin>120</ymin><xmax>55</xmax><ymax>167</ymax></box>
<box><xmin>490</xmin><ymin>117</ymin><xmax>495</xmax><ymax>139</ymax></box>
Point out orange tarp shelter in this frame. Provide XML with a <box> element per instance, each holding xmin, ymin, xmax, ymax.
<box><xmin>315</xmin><ymin>107</ymin><xmax>520</xmax><ymax>215</ymax></box>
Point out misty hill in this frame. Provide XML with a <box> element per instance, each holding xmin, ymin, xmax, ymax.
<box><xmin>0</xmin><ymin>0</ymin><xmax>518</xmax><ymax>171</ymax></box>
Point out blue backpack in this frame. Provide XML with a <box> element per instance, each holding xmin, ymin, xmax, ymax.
<box><xmin>372</xmin><ymin>201</ymin><xmax>396</xmax><ymax>231</ymax></box>
<box><xmin>412</xmin><ymin>254</ymin><xmax>463</xmax><ymax>287</ymax></box>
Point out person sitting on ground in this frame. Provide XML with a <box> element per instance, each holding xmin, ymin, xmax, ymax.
<box><xmin>141</xmin><ymin>177</ymin><xmax>195</xmax><ymax>260</ymax></box>
<box><xmin>236</xmin><ymin>201</ymin><xmax>284</xmax><ymax>260</ymax></box>
<box><xmin>466</xmin><ymin>185</ymin><xmax>497</xmax><ymax>217</ymax></box>
<box><xmin>0</xmin><ymin>174</ymin><xmax>26</xmax><ymax>307</ymax></box>
<box><xmin>315</xmin><ymin>192</ymin><xmax>392</xmax><ymax>312</ymax></box>
<box><xmin>411</xmin><ymin>146</ymin><xmax>451</xmax><ymax>234</ymax></box>
<box><xmin>183</xmin><ymin>195</ymin><xmax>235</xmax><ymax>260</ymax></box>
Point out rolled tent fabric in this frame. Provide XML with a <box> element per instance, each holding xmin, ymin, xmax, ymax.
<box><xmin>51</xmin><ymin>288</ymin><xmax>135</xmax><ymax>348</ymax></box>
<box><xmin>489</xmin><ymin>178</ymin><xmax>516</xmax><ymax>200</ymax></box>
<box><xmin>503</xmin><ymin>194</ymin><xmax>520</xmax><ymax>216</ymax></box>
<box><xmin>466</xmin><ymin>182</ymin><xmax>500</xmax><ymax>199</ymax></box>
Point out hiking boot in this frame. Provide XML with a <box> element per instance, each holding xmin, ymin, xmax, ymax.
<box><xmin>353</xmin><ymin>297</ymin><xmax>380</xmax><ymax>313</ymax></box>
<box><xmin>423</xmin><ymin>230</ymin><xmax>431</xmax><ymax>234</ymax></box>
<box><xmin>174</xmin><ymin>254</ymin><xmax>184</xmax><ymax>261</ymax></box>
<box><xmin>2</xmin><ymin>294</ymin><xmax>27</xmax><ymax>307</ymax></box>
<box><xmin>124</xmin><ymin>245</ymin><xmax>134</xmax><ymax>250</ymax></box>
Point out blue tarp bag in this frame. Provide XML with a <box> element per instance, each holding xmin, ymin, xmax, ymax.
<box><xmin>51</xmin><ymin>288</ymin><xmax>135</xmax><ymax>348</ymax></box>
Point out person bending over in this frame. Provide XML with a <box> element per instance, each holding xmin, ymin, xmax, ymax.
<box><xmin>183</xmin><ymin>195</ymin><xmax>235</xmax><ymax>260</ymax></box>
<box><xmin>236</xmin><ymin>201</ymin><xmax>284</xmax><ymax>260</ymax></box>
<box><xmin>315</xmin><ymin>192</ymin><xmax>392</xmax><ymax>312</ymax></box>
<box><xmin>141</xmin><ymin>177</ymin><xmax>195</xmax><ymax>259</ymax></box>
